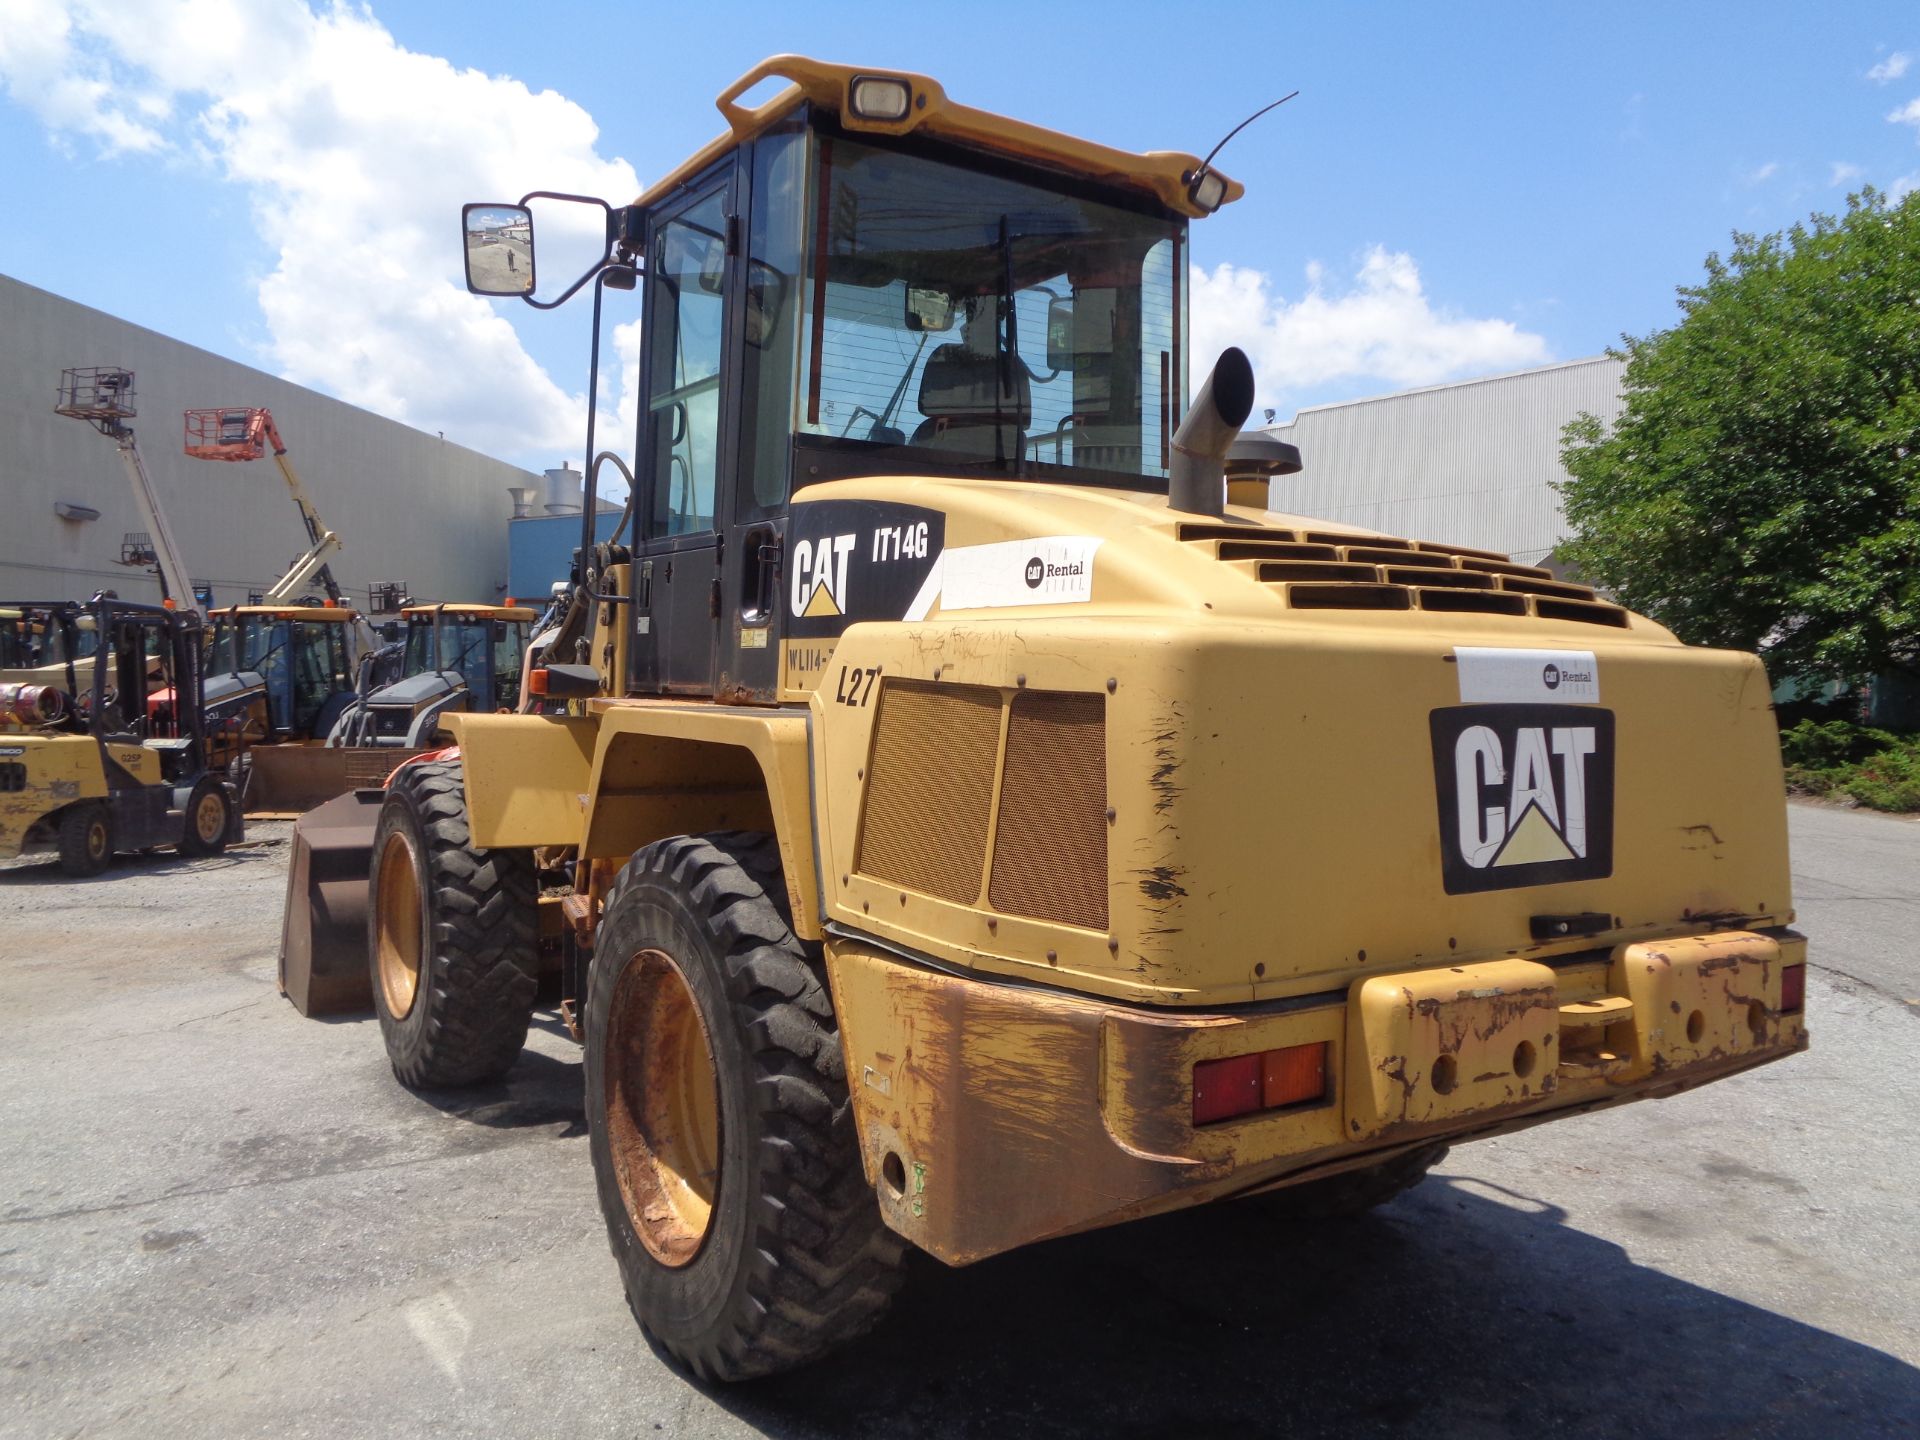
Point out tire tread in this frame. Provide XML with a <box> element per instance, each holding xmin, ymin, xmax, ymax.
<box><xmin>595</xmin><ymin>830</ymin><xmax>906</xmax><ymax>1383</ymax></box>
<box><xmin>376</xmin><ymin>759</ymin><xmax>539</xmax><ymax>1088</ymax></box>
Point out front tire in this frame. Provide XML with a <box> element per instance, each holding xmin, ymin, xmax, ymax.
<box><xmin>367</xmin><ymin>759</ymin><xmax>539</xmax><ymax>1087</ymax></box>
<box><xmin>585</xmin><ymin>832</ymin><xmax>906</xmax><ymax>1382</ymax></box>
<box><xmin>177</xmin><ymin>776</ymin><xmax>234</xmax><ymax>856</ymax></box>
<box><xmin>56</xmin><ymin>802</ymin><xmax>112</xmax><ymax>877</ymax></box>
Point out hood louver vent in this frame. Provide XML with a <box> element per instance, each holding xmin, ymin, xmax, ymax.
<box><xmin>1177</xmin><ymin>522</ymin><xmax>1629</xmax><ymax>628</ymax></box>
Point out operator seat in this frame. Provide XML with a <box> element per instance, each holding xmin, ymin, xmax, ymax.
<box><xmin>910</xmin><ymin>344</ymin><xmax>1030</xmax><ymax>459</ymax></box>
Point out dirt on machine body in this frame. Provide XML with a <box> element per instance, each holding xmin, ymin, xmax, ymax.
<box><xmin>283</xmin><ymin>55</ymin><xmax>1810</xmax><ymax>1386</ymax></box>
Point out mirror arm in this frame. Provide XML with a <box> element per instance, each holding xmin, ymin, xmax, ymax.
<box><xmin>512</xmin><ymin>191</ymin><xmax>619</xmax><ymax>311</ymax></box>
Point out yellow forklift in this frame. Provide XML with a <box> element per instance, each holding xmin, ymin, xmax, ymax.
<box><xmin>1</xmin><ymin>596</ymin><xmax>237</xmax><ymax>875</ymax></box>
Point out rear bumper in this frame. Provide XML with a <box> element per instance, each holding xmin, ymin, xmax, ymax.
<box><xmin>825</xmin><ymin>927</ymin><xmax>1807</xmax><ymax>1265</ymax></box>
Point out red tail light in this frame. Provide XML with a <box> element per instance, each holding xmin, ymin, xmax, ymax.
<box><xmin>1781</xmin><ymin>963</ymin><xmax>1806</xmax><ymax>1014</ymax></box>
<box><xmin>1193</xmin><ymin>1041</ymin><xmax>1330</xmax><ymax>1127</ymax></box>
<box><xmin>1192</xmin><ymin>1054</ymin><xmax>1262</xmax><ymax>1126</ymax></box>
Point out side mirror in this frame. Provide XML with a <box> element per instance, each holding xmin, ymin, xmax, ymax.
<box><xmin>1046</xmin><ymin>295</ymin><xmax>1078</xmax><ymax>373</ymax></box>
<box><xmin>904</xmin><ymin>286</ymin><xmax>956</xmax><ymax>333</ymax></box>
<box><xmin>462</xmin><ymin>203</ymin><xmax>536</xmax><ymax>296</ymax></box>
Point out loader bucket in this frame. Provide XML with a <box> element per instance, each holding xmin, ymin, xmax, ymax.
<box><xmin>278</xmin><ymin>787</ymin><xmax>382</xmax><ymax>1016</ymax></box>
<box><xmin>244</xmin><ymin>744</ymin><xmax>425</xmax><ymax>815</ymax></box>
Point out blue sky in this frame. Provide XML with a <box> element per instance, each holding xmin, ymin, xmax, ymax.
<box><xmin>4</xmin><ymin>1</ymin><xmax>1919</xmax><ymax>472</ymax></box>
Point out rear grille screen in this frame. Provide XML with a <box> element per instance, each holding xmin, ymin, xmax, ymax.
<box><xmin>990</xmin><ymin>691</ymin><xmax>1109</xmax><ymax>930</ymax></box>
<box><xmin>857</xmin><ymin>680</ymin><xmax>1001</xmax><ymax>904</ymax></box>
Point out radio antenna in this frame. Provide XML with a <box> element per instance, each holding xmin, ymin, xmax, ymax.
<box><xmin>1185</xmin><ymin>91</ymin><xmax>1300</xmax><ymax>205</ymax></box>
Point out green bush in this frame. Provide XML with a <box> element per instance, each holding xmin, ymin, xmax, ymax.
<box><xmin>1779</xmin><ymin>719</ymin><xmax>1896</xmax><ymax>769</ymax></box>
<box><xmin>1844</xmin><ymin>744</ymin><xmax>1920</xmax><ymax>812</ymax></box>
<box><xmin>1780</xmin><ymin>719</ymin><xmax>1920</xmax><ymax>812</ymax></box>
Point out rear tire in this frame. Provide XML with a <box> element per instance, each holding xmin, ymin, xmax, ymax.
<box><xmin>177</xmin><ymin>777</ymin><xmax>233</xmax><ymax>856</ymax></box>
<box><xmin>1251</xmin><ymin>1143</ymin><xmax>1450</xmax><ymax>1220</ymax></box>
<box><xmin>585</xmin><ymin>832</ymin><xmax>906</xmax><ymax>1382</ymax></box>
<box><xmin>367</xmin><ymin>759</ymin><xmax>539</xmax><ymax>1087</ymax></box>
<box><xmin>56</xmin><ymin>802</ymin><xmax>112</xmax><ymax>877</ymax></box>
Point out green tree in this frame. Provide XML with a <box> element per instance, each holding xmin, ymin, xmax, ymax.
<box><xmin>1557</xmin><ymin>188</ymin><xmax>1920</xmax><ymax>691</ymax></box>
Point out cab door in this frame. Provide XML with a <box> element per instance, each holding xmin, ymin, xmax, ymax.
<box><xmin>635</xmin><ymin>173</ymin><xmax>737</xmax><ymax>695</ymax></box>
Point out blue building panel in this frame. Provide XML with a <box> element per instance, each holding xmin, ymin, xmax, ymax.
<box><xmin>507</xmin><ymin>512</ymin><xmax>624</xmax><ymax>605</ymax></box>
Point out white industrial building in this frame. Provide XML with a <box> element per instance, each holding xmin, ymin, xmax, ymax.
<box><xmin>1262</xmin><ymin>355</ymin><xmax>1627</xmax><ymax>568</ymax></box>
<box><xmin>1</xmin><ymin>273</ymin><xmax>538</xmax><ymax>609</ymax></box>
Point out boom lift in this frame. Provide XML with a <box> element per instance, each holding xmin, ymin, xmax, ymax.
<box><xmin>284</xmin><ymin>57</ymin><xmax>1810</xmax><ymax>1385</ymax></box>
<box><xmin>183</xmin><ymin>407</ymin><xmax>351</xmax><ymax>609</ymax></box>
<box><xmin>182</xmin><ymin>407</ymin><xmax>378</xmax><ymax>808</ymax></box>
<box><xmin>55</xmin><ymin>370</ymin><xmax>199</xmax><ymax>617</ymax></box>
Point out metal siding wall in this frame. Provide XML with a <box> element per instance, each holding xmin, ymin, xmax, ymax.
<box><xmin>0</xmin><ymin>273</ymin><xmax>539</xmax><ymax>608</ymax></box>
<box><xmin>507</xmin><ymin>511</ymin><xmax>626</xmax><ymax>602</ymax></box>
<box><xmin>1265</xmin><ymin>358</ymin><xmax>1626</xmax><ymax>564</ymax></box>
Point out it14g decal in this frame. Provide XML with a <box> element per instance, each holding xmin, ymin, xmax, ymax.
<box><xmin>786</xmin><ymin>500</ymin><xmax>945</xmax><ymax>640</ymax></box>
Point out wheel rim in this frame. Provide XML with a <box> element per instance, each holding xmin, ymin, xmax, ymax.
<box><xmin>605</xmin><ymin>948</ymin><xmax>722</xmax><ymax>1267</ymax></box>
<box><xmin>374</xmin><ymin>830</ymin><xmax>423</xmax><ymax>1020</ymax></box>
<box><xmin>192</xmin><ymin>791</ymin><xmax>225</xmax><ymax>845</ymax></box>
<box><xmin>87</xmin><ymin>817</ymin><xmax>108</xmax><ymax>862</ymax></box>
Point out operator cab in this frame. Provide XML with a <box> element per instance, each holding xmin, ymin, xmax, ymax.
<box><xmin>465</xmin><ymin>57</ymin><xmax>1239</xmax><ymax>703</ymax></box>
<box><xmin>397</xmin><ymin>604</ymin><xmax>531</xmax><ymax>711</ymax></box>
<box><xmin>0</xmin><ymin>602</ymin><xmax>106</xmax><ymax>689</ymax></box>
<box><xmin>207</xmin><ymin>605</ymin><xmax>358</xmax><ymax>740</ymax></box>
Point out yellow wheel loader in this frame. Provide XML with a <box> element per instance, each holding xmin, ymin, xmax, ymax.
<box><xmin>1</xmin><ymin>597</ymin><xmax>239</xmax><ymax>876</ymax></box>
<box><xmin>284</xmin><ymin>56</ymin><xmax>1808</xmax><ymax>1382</ymax></box>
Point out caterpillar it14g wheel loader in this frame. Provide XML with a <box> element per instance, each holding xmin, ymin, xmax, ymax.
<box><xmin>283</xmin><ymin>56</ymin><xmax>1809</xmax><ymax>1382</ymax></box>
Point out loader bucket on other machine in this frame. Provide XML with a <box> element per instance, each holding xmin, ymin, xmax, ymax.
<box><xmin>245</xmin><ymin>744</ymin><xmax>426</xmax><ymax>815</ymax></box>
<box><xmin>278</xmin><ymin>788</ymin><xmax>383</xmax><ymax>1016</ymax></box>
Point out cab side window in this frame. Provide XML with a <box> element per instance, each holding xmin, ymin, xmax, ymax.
<box><xmin>646</xmin><ymin>188</ymin><xmax>730</xmax><ymax>537</ymax></box>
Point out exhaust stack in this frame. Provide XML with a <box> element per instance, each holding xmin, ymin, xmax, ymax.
<box><xmin>1168</xmin><ymin>347</ymin><xmax>1255</xmax><ymax>517</ymax></box>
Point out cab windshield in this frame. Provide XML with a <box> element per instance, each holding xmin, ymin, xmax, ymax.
<box><xmin>211</xmin><ymin>615</ymin><xmax>350</xmax><ymax>734</ymax></box>
<box><xmin>405</xmin><ymin>617</ymin><xmax>527</xmax><ymax>704</ymax></box>
<box><xmin>768</xmin><ymin>129</ymin><xmax>1186</xmax><ymax>493</ymax></box>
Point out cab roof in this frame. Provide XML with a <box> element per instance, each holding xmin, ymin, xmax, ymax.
<box><xmin>211</xmin><ymin>605</ymin><xmax>359</xmax><ymax>621</ymax></box>
<box><xmin>637</xmin><ymin>55</ymin><xmax>1244</xmax><ymax>219</ymax></box>
<box><xmin>401</xmin><ymin>603</ymin><xmax>536</xmax><ymax>621</ymax></box>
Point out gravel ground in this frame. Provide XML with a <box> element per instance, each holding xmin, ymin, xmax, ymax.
<box><xmin>0</xmin><ymin>804</ymin><xmax>1915</xmax><ymax>1439</ymax></box>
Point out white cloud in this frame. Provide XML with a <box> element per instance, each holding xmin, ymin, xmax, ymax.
<box><xmin>0</xmin><ymin>0</ymin><xmax>642</xmax><ymax>467</ymax></box>
<box><xmin>1891</xmin><ymin>95</ymin><xmax>1920</xmax><ymax>134</ymax></box>
<box><xmin>1830</xmin><ymin>160</ymin><xmax>1866</xmax><ymax>187</ymax></box>
<box><xmin>1893</xmin><ymin>172</ymin><xmax>1920</xmax><ymax>203</ymax></box>
<box><xmin>1744</xmin><ymin>161</ymin><xmax>1780</xmax><ymax>184</ymax></box>
<box><xmin>1190</xmin><ymin>248</ymin><xmax>1552</xmax><ymax>415</ymax></box>
<box><xmin>1868</xmin><ymin>52</ymin><xmax>1911</xmax><ymax>84</ymax></box>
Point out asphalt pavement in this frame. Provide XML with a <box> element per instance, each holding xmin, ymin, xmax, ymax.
<box><xmin>1</xmin><ymin>802</ymin><xmax>1914</xmax><ymax>1439</ymax></box>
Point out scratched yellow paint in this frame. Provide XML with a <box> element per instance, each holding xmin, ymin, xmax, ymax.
<box><xmin>0</xmin><ymin>734</ymin><xmax>109</xmax><ymax>858</ymax></box>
